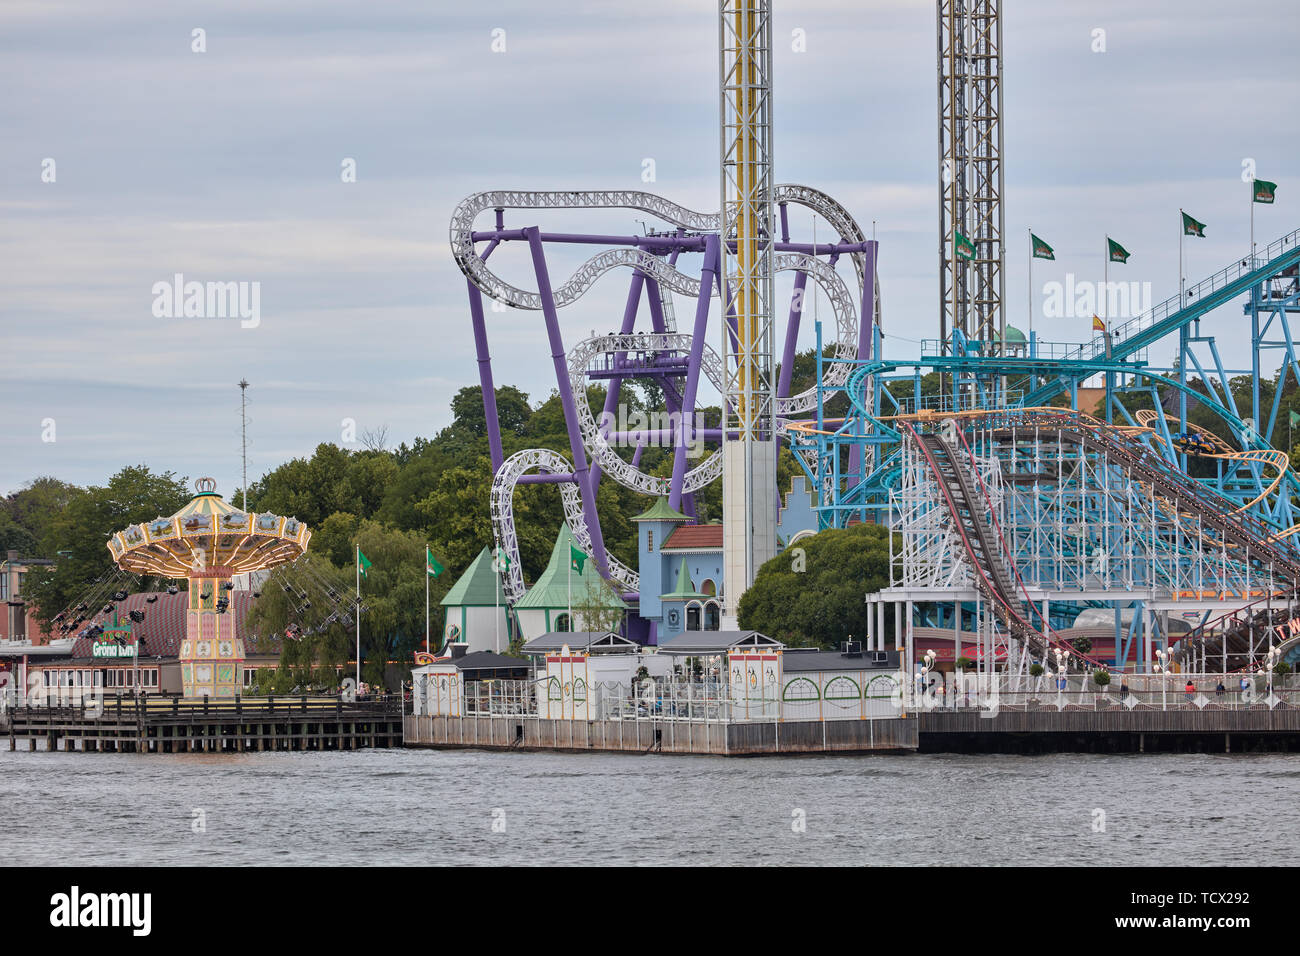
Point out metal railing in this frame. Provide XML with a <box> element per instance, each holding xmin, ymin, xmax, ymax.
<box><xmin>1059</xmin><ymin>229</ymin><xmax>1300</xmax><ymax>364</ymax></box>
<box><xmin>410</xmin><ymin>676</ymin><xmax>899</xmax><ymax>724</ymax></box>
<box><xmin>910</xmin><ymin>673</ymin><xmax>1299</xmax><ymax>712</ymax></box>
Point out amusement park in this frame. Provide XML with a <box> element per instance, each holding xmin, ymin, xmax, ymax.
<box><xmin>4</xmin><ymin>0</ymin><xmax>1300</xmax><ymax>762</ymax></box>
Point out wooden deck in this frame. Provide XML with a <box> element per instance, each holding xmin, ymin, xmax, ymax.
<box><xmin>919</xmin><ymin>706</ymin><xmax>1300</xmax><ymax>753</ymax></box>
<box><xmin>5</xmin><ymin>696</ymin><xmax>403</xmax><ymax>753</ymax></box>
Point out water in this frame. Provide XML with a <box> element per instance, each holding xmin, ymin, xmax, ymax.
<box><xmin>2</xmin><ymin>747</ymin><xmax>1296</xmax><ymax>865</ymax></box>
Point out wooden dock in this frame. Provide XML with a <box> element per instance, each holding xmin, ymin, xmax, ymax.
<box><xmin>5</xmin><ymin>696</ymin><xmax>403</xmax><ymax>753</ymax></box>
<box><xmin>918</xmin><ymin>706</ymin><xmax>1300</xmax><ymax>753</ymax></box>
<box><xmin>404</xmin><ymin>714</ymin><xmax>918</xmax><ymax>755</ymax></box>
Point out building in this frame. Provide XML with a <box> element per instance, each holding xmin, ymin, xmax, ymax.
<box><xmin>22</xmin><ymin>590</ymin><xmax>281</xmax><ymax>702</ymax></box>
<box><xmin>439</xmin><ymin>546</ymin><xmax>513</xmax><ymax>654</ymax></box>
<box><xmin>506</xmin><ymin>479</ymin><xmax>819</xmax><ymax>648</ymax></box>
<box><xmin>514</xmin><ymin>524</ymin><xmax>628</xmax><ymax>640</ymax></box>
<box><xmin>1</xmin><ymin>551</ymin><xmax>56</xmax><ymax>644</ymax></box>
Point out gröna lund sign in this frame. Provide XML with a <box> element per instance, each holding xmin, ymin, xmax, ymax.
<box><xmin>92</xmin><ymin>626</ymin><xmax>136</xmax><ymax>658</ymax></box>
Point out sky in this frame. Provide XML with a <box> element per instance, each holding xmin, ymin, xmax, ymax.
<box><xmin>2</xmin><ymin>0</ymin><xmax>1296</xmax><ymax>496</ymax></box>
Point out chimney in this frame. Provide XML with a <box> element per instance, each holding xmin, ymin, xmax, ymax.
<box><xmin>450</xmin><ymin>642</ymin><xmax>468</xmax><ymax>659</ymax></box>
<box><xmin>841</xmin><ymin>640</ymin><xmax>863</xmax><ymax>658</ymax></box>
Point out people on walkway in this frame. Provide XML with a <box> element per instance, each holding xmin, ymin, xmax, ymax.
<box><xmin>1184</xmin><ymin>680</ymin><xmax>1195</xmax><ymax>703</ymax></box>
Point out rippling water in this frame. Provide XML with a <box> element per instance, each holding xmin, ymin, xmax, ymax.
<box><xmin>3</xmin><ymin>747</ymin><xmax>1296</xmax><ymax>865</ymax></box>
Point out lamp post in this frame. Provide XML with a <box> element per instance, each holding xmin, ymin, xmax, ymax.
<box><xmin>1263</xmin><ymin>645</ymin><xmax>1281</xmax><ymax>699</ymax></box>
<box><xmin>920</xmin><ymin>649</ymin><xmax>938</xmax><ymax>708</ymax></box>
<box><xmin>1154</xmin><ymin>647</ymin><xmax>1172</xmax><ymax>711</ymax></box>
<box><xmin>1053</xmin><ymin>647</ymin><xmax>1070</xmax><ymax>708</ymax></box>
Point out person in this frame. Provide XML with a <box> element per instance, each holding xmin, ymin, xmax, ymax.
<box><xmin>1120</xmin><ymin>680</ymin><xmax>1129</xmax><ymax>699</ymax></box>
<box><xmin>1216</xmin><ymin>680</ymin><xmax>1226</xmax><ymax>698</ymax></box>
<box><xmin>1184</xmin><ymin>680</ymin><xmax>1195</xmax><ymax>703</ymax></box>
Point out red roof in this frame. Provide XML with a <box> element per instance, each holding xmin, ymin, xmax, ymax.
<box><xmin>661</xmin><ymin>524</ymin><xmax>723</xmax><ymax>551</ymax></box>
<box><xmin>66</xmin><ymin>591</ymin><xmax>275</xmax><ymax>660</ymax></box>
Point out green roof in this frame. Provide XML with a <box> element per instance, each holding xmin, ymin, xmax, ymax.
<box><xmin>632</xmin><ymin>496</ymin><xmax>690</xmax><ymax>523</ymax></box>
<box><xmin>1004</xmin><ymin>325</ymin><xmax>1027</xmax><ymax>344</ymax></box>
<box><xmin>515</xmin><ymin>523</ymin><xmax>628</xmax><ymax>610</ymax></box>
<box><xmin>659</xmin><ymin>556</ymin><xmax>710</xmax><ymax>601</ymax></box>
<box><xmin>440</xmin><ymin>547</ymin><xmax>501</xmax><ymax>608</ymax></box>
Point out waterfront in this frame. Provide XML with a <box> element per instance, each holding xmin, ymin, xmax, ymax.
<box><xmin>3</xmin><ymin>747</ymin><xmax>1297</xmax><ymax>866</ymax></box>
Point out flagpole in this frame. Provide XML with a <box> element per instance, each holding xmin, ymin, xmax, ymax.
<box><xmin>354</xmin><ymin>544</ymin><xmax>361</xmax><ymax>692</ymax></box>
<box><xmin>1250</xmin><ymin>179</ymin><xmax>1256</xmax><ymax>264</ymax></box>
<box><xmin>1179</xmin><ymin>209</ymin><xmax>1185</xmax><ymax>306</ymax></box>
<box><xmin>425</xmin><ymin>543</ymin><xmax>430</xmax><ymax>654</ymax></box>
<box><xmin>1027</xmin><ymin>226</ymin><xmax>1033</xmax><ymax>341</ymax></box>
<box><xmin>494</xmin><ymin>555</ymin><xmax>501</xmax><ymax>654</ymax></box>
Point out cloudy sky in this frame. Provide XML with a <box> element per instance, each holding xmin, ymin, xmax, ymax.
<box><xmin>2</xmin><ymin>0</ymin><xmax>1295</xmax><ymax>496</ymax></box>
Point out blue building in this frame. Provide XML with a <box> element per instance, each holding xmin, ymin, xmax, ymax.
<box><xmin>630</xmin><ymin>481</ymin><xmax>817</xmax><ymax>644</ymax></box>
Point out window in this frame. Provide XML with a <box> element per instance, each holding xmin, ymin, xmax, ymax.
<box><xmin>555</xmin><ymin>613</ymin><xmax>571</xmax><ymax>633</ymax></box>
<box><xmin>647</xmin><ymin>530</ymin><xmax>653</xmax><ymax>553</ymax></box>
<box><xmin>704</xmin><ymin>602</ymin><xmax>720</xmax><ymax>631</ymax></box>
<box><xmin>686</xmin><ymin>603</ymin><xmax>701</xmax><ymax>631</ymax></box>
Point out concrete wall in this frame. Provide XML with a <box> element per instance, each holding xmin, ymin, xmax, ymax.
<box><xmin>404</xmin><ymin>714</ymin><xmax>918</xmax><ymax>755</ymax></box>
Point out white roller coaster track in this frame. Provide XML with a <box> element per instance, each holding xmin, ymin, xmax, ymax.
<box><xmin>490</xmin><ymin>448</ymin><xmax>640</xmax><ymax>603</ymax></box>
<box><xmin>457</xmin><ymin>186</ymin><xmax>871</xmax><ymax>602</ymax></box>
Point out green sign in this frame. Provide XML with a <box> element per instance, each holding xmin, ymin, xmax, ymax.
<box><xmin>92</xmin><ymin>626</ymin><xmax>136</xmax><ymax>659</ymax></box>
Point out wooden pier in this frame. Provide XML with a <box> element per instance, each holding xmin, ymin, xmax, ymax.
<box><xmin>918</xmin><ymin>706</ymin><xmax>1300</xmax><ymax>753</ymax></box>
<box><xmin>4</xmin><ymin>696</ymin><xmax>403</xmax><ymax>754</ymax></box>
<box><xmin>404</xmin><ymin>714</ymin><xmax>918</xmax><ymax>755</ymax></box>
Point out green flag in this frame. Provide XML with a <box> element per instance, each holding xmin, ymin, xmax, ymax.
<box><xmin>357</xmin><ymin>549</ymin><xmax>372</xmax><ymax>579</ymax></box>
<box><xmin>570</xmin><ymin>544</ymin><xmax>587</xmax><ymax>574</ymax></box>
<box><xmin>426</xmin><ymin>547</ymin><xmax>444</xmax><ymax>578</ymax></box>
<box><xmin>1030</xmin><ymin>233</ymin><xmax>1055</xmax><ymax>260</ymax></box>
<box><xmin>492</xmin><ymin>547</ymin><xmax>511</xmax><ymax>573</ymax></box>
<box><xmin>1290</xmin><ymin>410</ymin><xmax>1300</xmax><ymax>428</ymax></box>
<box><xmin>954</xmin><ymin>231</ymin><xmax>976</xmax><ymax>261</ymax></box>
<box><xmin>1107</xmin><ymin>238</ymin><xmax>1131</xmax><ymax>263</ymax></box>
<box><xmin>1253</xmin><ymin>179</ymin><xmax>1278</xmax><ymax>204</ymax></box>
<box><xmin>1181</xmin><ymin>212</ymin><xmax>1207</xmax><ymax>238</ymax></box>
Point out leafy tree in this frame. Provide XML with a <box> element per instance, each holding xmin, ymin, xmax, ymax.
<box><xmin>2</xmin><ymin>477</ymin><xmax>82</xmax><ymax>557</ymax></box>
<box><xmin>570</xmin><ymin>574</ymin><xmax>626</xmax><ymax>634</ymax></box>
<box><xmin>26</xmin><ymin>466</ymin><xmax>190</xmax><ymax>628</ymax></box>
<box><xmin>737</xmin><ymin>523</ymin><xmax>896</xmax><ymax>647</ymax></box>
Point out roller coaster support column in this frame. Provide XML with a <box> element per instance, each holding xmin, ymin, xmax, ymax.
<box><xmin>525</xmin><ymin>225</ymin><xmax>609</xmax><ymax>573</ymax></box>
<box><xmin>589</xmin><ymin>255</ymin><xmax>647</xmax><ymax>493</ymax></box>
<box><xmin>776</xmin><ymin>202</ymin><xmax>803</xmax><ymax>401</ymax></box>
<box><xmin>670</xmin><ymin>235</ymin><xmax>721</xmax><ymax>511</ymax></box>
<box><xmin>468</xmin><ymin>279</ymin><xmax>505</xmax><ymax>472</ymax></box>
<box><xmin>847</xmin><ymin>240</ymin><xmax>879</xmax><ymax>483</ymax></box>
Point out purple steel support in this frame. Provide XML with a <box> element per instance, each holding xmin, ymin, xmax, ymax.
<box><xmin>590</xmin><ymin>261</ymin><xmax>648</xmax><ymax>492</ymax></box>
<box><xmin>777</xmin><ymin>269</ymin><xmax>807</xmax><ymax>399</ymax></box>
<box><xmin>468</xmin><ymin>278</ymin><xmax>504</xmax><ymax>472</ymax></box>
<box><xmin>524</xmin><ymin>226</ymin><xmax>609</xmax><ymax>573</ymax></box>
<box><xmin>516</xmin><ymin>473</ymin><xmax>578</xmax><ymax>485</ymax></box>
<box><xmin>847</xmin><ymin>240</ymin><xmax>879</xmax><ymax>482</ymax></box>
<box><xmin>669</xmin><ymin>234</ymin><xmax>720</xmax><ymax>511</ymax></box>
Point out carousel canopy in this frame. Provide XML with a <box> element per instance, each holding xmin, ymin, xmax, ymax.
<box><xmin>107</xmin><ymin>477</ymin><xmax>310</xmax><ymax>578</ymax></box>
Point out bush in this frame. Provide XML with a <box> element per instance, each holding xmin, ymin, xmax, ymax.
<box><xmin>1029</xmin><ymin>662</ymin><xmax>1045</xmax><ymax>677</ymax></box>
<box><xmin>1274</xmin><ymin>661</ymin><xmax>1292</xmax><ymax>677</ymax></box>
<box><xmin>1092</xmin><ymin>670</ymin><xmax>1111</xmax><ymax>687</ymax></box>
<box><xmin>955</xmin><ymin>656</ymin><xmax>974</xmax><ymax>670</ymax></box>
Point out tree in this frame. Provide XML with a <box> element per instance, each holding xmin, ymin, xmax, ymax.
<box><xmin>26</xmin><ymin>466</ymin><xmax>190</xmax><ymax>629</ymax></box>
<box><xmin>737</xmin><ymin>523</ymin><xmax>895</xmax><ymax>648</ymax></box>
<box><xmin>2</xmin><ymin>477</ymin><xmax>82</xmax><ymax>557</ymax></box>
<box><xmin>570</xmin><ymin>574</ymin><xmax>626</xmax><ymax>634</ymax></box>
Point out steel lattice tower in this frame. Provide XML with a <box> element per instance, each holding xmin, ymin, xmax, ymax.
<box><xmin>720</xmin><ymin>0</ymin><xmax>777</xmax><ymax>618</ymax></box>
<box><xmin>938</xmin><ymin>0</ymin><xmax>1004</xmax><ymax>352</ymax></box>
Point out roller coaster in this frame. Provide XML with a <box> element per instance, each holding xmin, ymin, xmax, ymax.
<box><xmin>449</xmin><ymin>1</ymin><xmax>1300</xmax><ymax>676</ymax></box>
